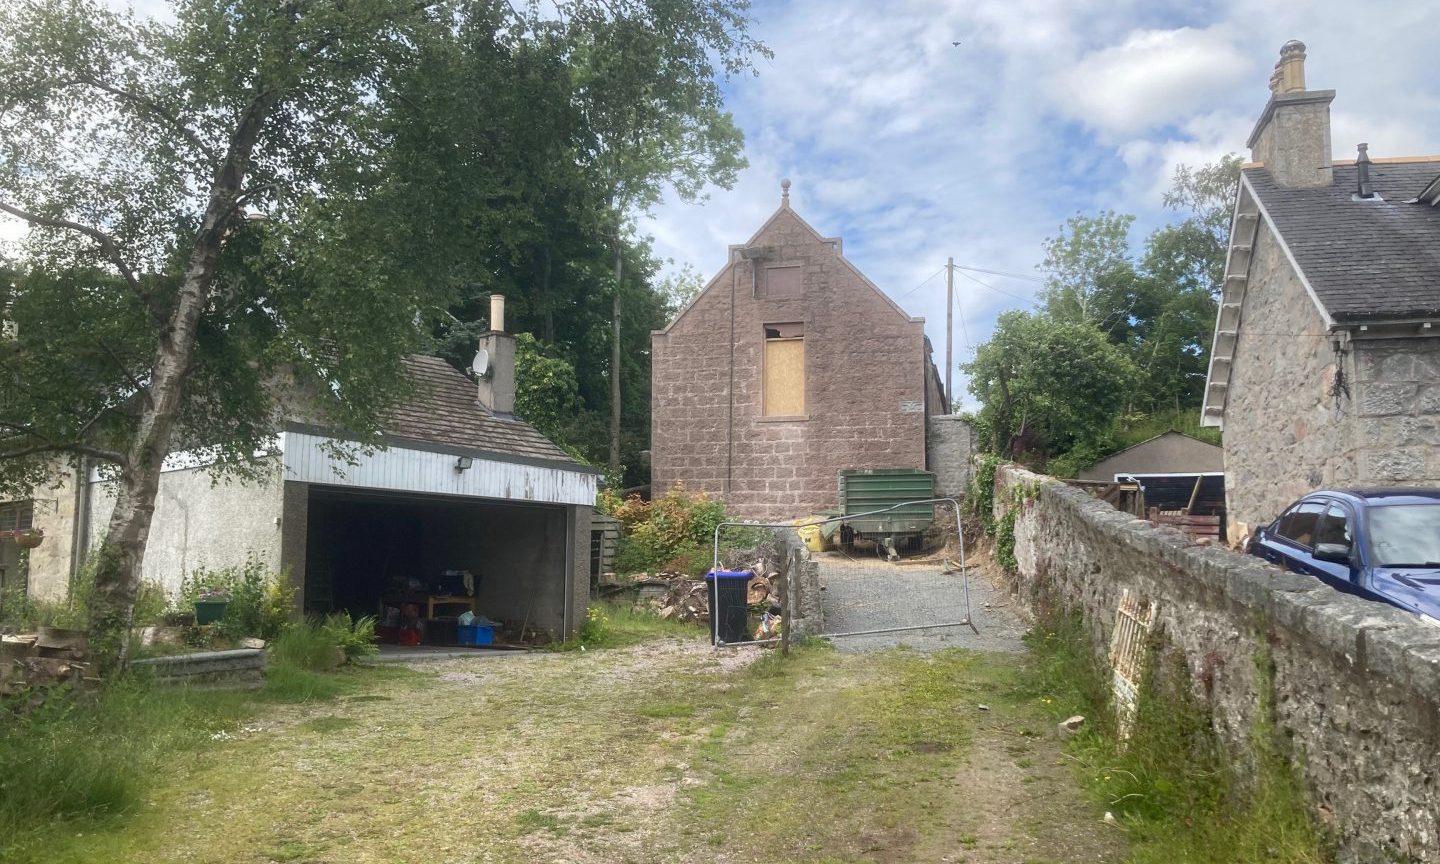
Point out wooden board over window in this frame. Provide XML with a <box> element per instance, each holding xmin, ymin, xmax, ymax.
<box><xmin>764</xmin><ymin>323</ymin><xmax>805</xmax><ymax>416</ymax></box>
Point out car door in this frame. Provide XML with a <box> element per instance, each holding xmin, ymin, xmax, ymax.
<box><xmin>1308</xmin><ymin>502</ymin><xmax>1363</xmax><ymax>595</ymax></box>
<box><xmin>1255</xmin><ymin>499</ymin><xmax>1328</xmax><ymax>574</ymax></box>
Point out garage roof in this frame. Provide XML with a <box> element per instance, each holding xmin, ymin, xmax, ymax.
<box><xmin>383</xmin><ymin>355</ymin><xmax>584</xmax><ymax>468</ymax></box>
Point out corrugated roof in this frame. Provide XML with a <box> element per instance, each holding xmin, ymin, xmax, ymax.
<box><xmin>1245</xmin><ymin>161</ymin><xmax>1440</xmax><ymax>322</ymax></box>
<box><xmin>382</xmin><ymin>355</ymin><xmax>582</xmax><ymax>467</ymax></box>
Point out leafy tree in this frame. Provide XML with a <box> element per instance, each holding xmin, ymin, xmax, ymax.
<box><xmin>564</xmin><ymin>2</ymin><xmax>764</xmax><ymax>472</ymax></box>
<box><xmin>963</xmin><ymin>311</ymin><xmax>1138</xmax><ymax>466</ymax></box>
<box><xmin>0</xmin><ymin>0</ymin><xmax>761</xmax><ymax>665</ymax></box>
<box><xmin>1033</xmin><ymin>156</ymin><xmax>1242</xmax><ymax>417</ymax></box>
<box><xmin>1039</xmin><ymin>211</ymin><xmax>1136</xmax><ymax>326</ymax></box>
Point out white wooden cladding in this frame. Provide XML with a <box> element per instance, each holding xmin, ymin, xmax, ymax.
<box><xmin>281</xmin><ymin>432</ymin><xmax>596</xmax><ymax>506</ymax></box>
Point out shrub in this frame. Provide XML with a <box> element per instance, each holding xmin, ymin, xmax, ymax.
<box><xmin>269</xmin><ymin>613</ymin><xmax>376</xmax><ymax>671</ymax></box>
<box><xmin>179</xmin><ymin>557</ymin><xmax>294</xmax><ymax>641</ymax></box>
<box><xmin>608</xmin><ymin>484</ymin><xmax>761</xmax><ymax>576</ymax></box>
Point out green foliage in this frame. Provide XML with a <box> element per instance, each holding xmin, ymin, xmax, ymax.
<box><xmin>608</xmin><ymin>484</ymin><xmax>735</xmax><ymax>576</ymax></box>
<box><xmin>179</xmin><ymin>558</ymin><xmax>293</xmax><ymax>642</ymax></box>
<box><xmin>968</xmin><ymin>454</ymin><xmax>1002</xmax><ymax>536</ymax></box>
<box><xmin>964</xmin><ymin>311</ymin><xmax>1139</xmax><ymax>465</ymax></box>
<box><xmin>551</xmin><ymin>601</ymin><xmax>701</xmax><ymax>651</ymax></box>
<box><xmin>0</xmin><ymin>552</ymin><xmax>165</xmax><ymax>633</ymax></box>
<box><xmin>0</xmin><ymin>0</ymin><xmax>766</xmax><ymax>648</ymax></box>
<box><xmin>268</xmin><ymin>614</ymin><xmax>377</xmax><ymax>671</ymax></box>
<box><xmin>1021</xmin><ymin>605</ymin><xmax>1330</xmax><ymax>864</ymax></box>
<box><xmin>0</xmin><ymin>677</ymin><xmax>251</xmax><ymax>856</ymax></box>
<box><xmin>969</xmin><ymin>155</ymin><xmax>1240</xmax><ymax>471</ymax></box>
<box><xmin>513</xmin><ymin>333</ymin><xmax>584</xmax><ymax>447</ymax></box>
<box><xmin>995</xmin><ymin>508</ymin><xmax>1018</xmax><ymax>573</ymax></box>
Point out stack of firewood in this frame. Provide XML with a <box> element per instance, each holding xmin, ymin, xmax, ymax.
<box><xmin>648</xmin><ymin>569</ymin><xmax>780</xmax><ymax>622</ymax></box>
<box><xmin>1</xmin><ymin>628</ymin><xmax>95</xmax><ymax>701</ymax></box>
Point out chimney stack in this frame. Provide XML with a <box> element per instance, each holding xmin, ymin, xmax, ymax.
<box><xmin>476</xmin><ymin>293</ymin><xmax>516</xmax><ymax>415</ymax></box>
<box><xmin>1247</xmin><ymin>40</ymin><xmax>1335</xmax><ymax>189</ymax></box>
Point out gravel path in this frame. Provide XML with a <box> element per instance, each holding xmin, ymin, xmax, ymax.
<box><xmin>816</xmin><ymin>552</ymin><xmax>1030</xmax><ymax>652</ymax></box>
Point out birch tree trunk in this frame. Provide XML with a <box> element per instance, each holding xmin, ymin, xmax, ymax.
<box><xmin>87</xmin><ymin>93</ymin><xmax>274</xmax><ymax>670</ymax></box>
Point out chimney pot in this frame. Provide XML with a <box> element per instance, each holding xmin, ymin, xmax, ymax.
<box><xmin>1355</xmin><ymin>143</ymin><xmax>1375</xmax><ymax>199</ymax></box>
<box><xmin>1276</xmin><ymin>40</ymin><xmax>1307</xmax><ymax>93</ymax></box>
<box><xmin>1248</xmin><ymin>39</ymin><xmax>1332</xmax><ymax>189</ymax></box>
<box><xmin>490</xmin><ymin>293</ymin><xmax>506</xmax><ymax>333</ymax></box>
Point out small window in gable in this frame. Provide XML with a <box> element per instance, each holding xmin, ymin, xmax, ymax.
<box><xmin>763</xmin><ymin>322</ymin><xmax>805</xmax><ymax>416</ymax></box>
<box><xmin>765</xmin><ymin>265</ymin><xmax>803</xmax><ymax>299</ymax></box>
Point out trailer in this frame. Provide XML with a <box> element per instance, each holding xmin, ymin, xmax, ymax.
<box><xmin>837</xmin><ymin>469</ymin><xmax>936</xmax><ymax>559</ymax></box>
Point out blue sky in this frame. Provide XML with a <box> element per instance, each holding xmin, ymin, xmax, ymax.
<box><xmin>7</xmin><ymin>0</ymin><xmax>1440</xmax><ymax>410</ymax></box>
<box><xmin>640</xmin><ymin>0</ymin><xmax>1440</xmax><ymax>407</ymax></box>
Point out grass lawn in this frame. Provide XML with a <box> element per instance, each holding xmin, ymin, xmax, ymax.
<box><xmin>7</xmin><ymin>619</ymin><xmax>1124</xmax><ymax>864</ymax></box>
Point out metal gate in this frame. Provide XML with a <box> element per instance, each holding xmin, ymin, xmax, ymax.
<box><xmin>708</xmin><ymin>498</ymin><xmax>975</xmax><ymax>648</ymax></box>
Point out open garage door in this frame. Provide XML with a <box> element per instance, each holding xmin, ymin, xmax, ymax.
<box><xmin>301</xmin><ymin>486</ymin><xmax>576</xmax><ymax>646</ymax></box>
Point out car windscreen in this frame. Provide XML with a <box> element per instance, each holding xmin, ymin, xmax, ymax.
<box><xmin>1367</xmin><ymin>504</ymin><xmax>1440</xmax><ymax>567</ymax></box>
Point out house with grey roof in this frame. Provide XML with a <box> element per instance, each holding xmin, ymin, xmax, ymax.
<box><xmin>15</xmin><ymin>296</ymin><xmax>598</xmax><ymax>643</ymax></box>
<box><xmin>1201</xmin><ymin>41</ymin><xmax>1440</xmax><ymax>542</ymax></box>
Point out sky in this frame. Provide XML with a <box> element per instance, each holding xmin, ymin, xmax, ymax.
<box><xmin>639</xmin><ymin>0</ymin><xmax>1440</xmax><ymax>407</ymax></box>
<box><xmin>7</xmin><ymin>0</ymin><xmax>1440</xmax><ymax>409</ymax></box>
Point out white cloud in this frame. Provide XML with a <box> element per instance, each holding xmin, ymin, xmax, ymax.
<box><xmin>1055</xmin><ymin>26</ymin><xmax>1252</xmax><ymax>137</ymax></box>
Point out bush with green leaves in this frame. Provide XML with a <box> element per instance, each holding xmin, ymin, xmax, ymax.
<box><xmin>179</xmin><ymin>558</ymin><xmax>293</xmax><ymax>641</ymax></box>
<box><xmin>268</xmin><ymin>613</ymin><xmax>377</xmax><ymax>670</ymax></box>
<box><xmin>0</xmin><ymin>552</ymin><xmax>166</xmax><ymax>633</ymax></box>
<box><xmin>601</xmin><ymin>484</ymin><xmax>777</xmax><ymax>576</ymax></box>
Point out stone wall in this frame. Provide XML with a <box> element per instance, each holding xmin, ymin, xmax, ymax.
<box><xmin>22</xmin><ymin>463</ymin><xmax>81</xmax><ymax>600</ymax></box>
<box><xmin>926</xmin><ymin>415</ymin><xmax>973</xmax><ymax>498</ymax></box>
<box><xmin>651</xmin><ymin>205</ymin><xmax>931</xmax><ymax>521</ymax></box>
<box><xmin>995</xmin><ymin>464</ymin><xmax>1440</xmax><ymax>863</ymax></box>
<box><xmin>1224</xmin><ymin>216</ymin><xmax>1440</xmax><ymax>540</ymax></box>
<box><xmin>1351</xmin><ymin>337</ymin><xmax>1440</xmax><ymax>488</ymax></box>
<box><xmin>1223</xmin><ymin>219</ymin><xmax>1356</xmax><ymax>540</ymax></box>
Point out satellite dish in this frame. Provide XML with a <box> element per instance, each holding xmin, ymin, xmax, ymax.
<box><xmin>471</xmin><ymin>348</ymin><xmax>491</xmax><ymax>379</ymax></box>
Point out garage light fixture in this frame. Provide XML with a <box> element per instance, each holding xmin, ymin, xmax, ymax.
<box><xmin>454</xmin><ymin>456</ymin><xmax>473</xmax><ymax>473</ymax></box>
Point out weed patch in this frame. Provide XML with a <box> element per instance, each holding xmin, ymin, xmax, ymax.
<box><xmin>551</xmin><ymin>601</ymin><xmax>701</xmax><ymax>651</ymax></box>
<box><xmin>1020</xmin><ymin>605</ymin><xmax>1332</xmax><ymax>864</ymax></box>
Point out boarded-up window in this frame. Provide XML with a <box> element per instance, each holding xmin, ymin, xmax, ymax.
<box><xmin>763</xmin><ymin>323</ymin><xmax>805</xmax><ymax>416</ymax></box>
<box><xmin>765</xmin><ymin>265</ymin><xmax>803</xmax><ymax>299</ymax></box>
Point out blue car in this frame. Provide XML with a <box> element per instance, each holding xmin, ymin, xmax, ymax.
<box><xmin>1248</xmin><ymin>489</ymin><xmax>1440</xmax><ymax>624</ymax></box>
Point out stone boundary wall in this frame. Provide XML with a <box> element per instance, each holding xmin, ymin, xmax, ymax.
<box><xmin>994</xmin><ymin>465</ymin><xmax>1440</xmax><ymax>863</ymax></box>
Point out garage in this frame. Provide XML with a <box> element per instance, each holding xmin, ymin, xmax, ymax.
<box><xmin>301</xmin><ymin>488</ymin><xmax>576</xmax><ymax>645</ymax></box>
<box><xmin>275</xmin><ymin>341</ymin><xmax>599</xmax><ymax>648</ymax></box>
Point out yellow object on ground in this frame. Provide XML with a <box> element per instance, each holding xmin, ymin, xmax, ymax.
<box><xmin>795</xmin><ymin>518</ymin><xmax>829</xmax><ymax>553</ymax></box>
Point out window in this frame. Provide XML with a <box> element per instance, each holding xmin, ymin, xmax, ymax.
<box><xmin>1367</xmin><ymin>504</ymin><xmax>1440</xmax><ymax>567</ymax></box>
<box><xmin>1276</xmin><ymin>501</ymin><xmax>1326</xmax><ymax>548</ymax></box>
<box><xmin>763</xmin><ymin>322</ymin><xmax>805</xmax><ymax>417</ymax></box>
<box><xmin>0</xmin><ymin>500</ymin><xmax>34</xmax><ymax>593</ymax></box>
<box><xmin>764</xmin><ymin>265</ymin><xmax>802</xmax><ymax>299</ymax></box>
<box><xmin>1314</xmin><ymin>504</ymin><xmax>1353</xmax><ymax>548</ymax></box>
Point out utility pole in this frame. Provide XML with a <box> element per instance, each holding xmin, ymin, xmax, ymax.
<box><xmin>945</xmin><ymin>256</ymin><xmax>954</xmax><ymax>412</ymax></box>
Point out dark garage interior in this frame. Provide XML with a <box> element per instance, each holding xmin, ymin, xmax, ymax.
<box><xmin>302</xmin><ymin>487</ymin><xmax>573</xmax><ymax>646</ymax></box>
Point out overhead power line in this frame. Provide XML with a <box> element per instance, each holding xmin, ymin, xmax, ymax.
<box><xmin>951</xmin><ymin>263</ymin><xmax>1045</xmax><ymax>284</ymax></box>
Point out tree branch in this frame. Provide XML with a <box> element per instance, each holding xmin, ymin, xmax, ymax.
<box><xmin>71</xmin><ymin>76</ymin><xmax>221</xmax><ymax>167</ymax></box>
<box><xmin>0</xmin><ymin>199</ymin><xmax>170</xmax><ymax>327</ymax></box>
<box><xmin>0</xmin><ymin>420</ymin><xmax>126</xmax><ymax>466</ymax></box>
<box><xmin>95</xmin><ymin>336</ymin><xmax>153</xmax><ymax>408</ymax></box>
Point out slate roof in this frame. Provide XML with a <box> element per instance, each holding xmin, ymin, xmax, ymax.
<box><xmin>380</xmin><ymin>354</ymin><xmax>584</xmax><ymax>468</ymax></box>
<box><xmin>1245</xmin><ymin>161</ymin><xmax>1440</xmax><ymax>322</ymax></box>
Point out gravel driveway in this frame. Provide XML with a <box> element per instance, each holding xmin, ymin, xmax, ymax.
<box><xmin>816</xmin><ymin>552</ymin><xmax>1030</xmax><ymax>652</ymax></box>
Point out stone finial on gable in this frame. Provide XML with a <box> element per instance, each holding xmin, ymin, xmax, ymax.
<box><xmin>781</xmin><ymin>177</ymin><xmax>791</xmax><ymax>209</ymax></box>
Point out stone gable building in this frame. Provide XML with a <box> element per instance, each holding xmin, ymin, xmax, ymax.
<box><xmin>651</xmin><ymin>181</ymin><xmax>948</xmax><ymax>521</ymax></box>
<box><xmin>1201</xmin><ymin>41</ymin><xmax>1440</xmax><ymax>540</ymax></box>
